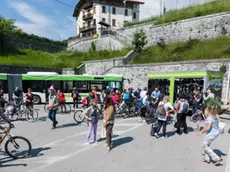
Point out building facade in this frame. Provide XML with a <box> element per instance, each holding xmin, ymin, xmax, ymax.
<box><xmin>73</xmin><ymin>0</ymin><xmax>144</xmax><ymax>37</ymax></box>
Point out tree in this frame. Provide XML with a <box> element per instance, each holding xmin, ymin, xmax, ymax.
<box><xmin>132</xmin><ymin>28</ymin><xmax>147</xmax><ymax>53</ymax></box>
<box><xmin>0</xmin><ymin>16</ymin><xmax>16</xmax><ymax>35</ymax></box>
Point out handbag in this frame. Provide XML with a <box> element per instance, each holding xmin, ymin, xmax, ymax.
<box><xmin>101</xmin><ymin>127</ymin><xmax>106</xmax><ymax>138</ymax></box>
<box><xmin>219</xmin><ymin>122</ymin><xmax>226</xmax><ymax>134</ymax></box>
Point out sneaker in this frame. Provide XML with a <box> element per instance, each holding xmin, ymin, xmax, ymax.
<box><xmin>154</xmin><ymin>133</ymin><xmax>159</xmax><ymax>138</ymax></box>
<box><xmin>93</xmin><ymin>141</ymin><xmax>98</xmax><ymax>144</ymax></box>
<box><xmin>161</xmin><ymin>136</ymin><xmax>165</xmax><ymax>139</ymax></box>
<box><xmin>85</xmin><ymin>142</ymin><xmax>90</xmax><ymax>145</ymax></box>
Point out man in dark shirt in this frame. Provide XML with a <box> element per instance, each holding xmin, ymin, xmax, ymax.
<box><xmin>13</xmin><ymin>87</ymin><xmax>23</xmax><ymax>98</ymax></box>
<box><xmin>13</xmin><ymin>87</ymin><xmax>23</xmax><ymax>105</ymax></box>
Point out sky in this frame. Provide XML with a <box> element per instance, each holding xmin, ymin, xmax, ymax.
<box><xmin>0</xmin><ymin>0</ymin><xmax>208</xmax><ymax>41</ymax></box>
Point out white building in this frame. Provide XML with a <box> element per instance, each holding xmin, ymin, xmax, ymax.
<box><xmin>73</xmin><ymin>0</ymin><xmax>144</xmax><ymax>37</ymax></box>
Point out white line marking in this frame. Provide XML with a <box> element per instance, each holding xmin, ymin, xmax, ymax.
<box><xmin>28</xmin><ymin>122</ymin><xmax>144</xmax><ymax>172</ymax></box>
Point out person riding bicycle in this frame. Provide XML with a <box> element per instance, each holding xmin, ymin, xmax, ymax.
<box><xmin>123</xmin><ymin>87</ymin><xmax>136</xmax><ymax>108</ymax></box>
<box><xmin>57</xmin><ymin>90</ymin><xmax>67</xmax><ymax>113</ymax></box>
<box><xmin>25</xmin><ymin>88</ymin><xmax>34</xmax><ymax>117</ymax></box>
<box><xmin>13</xmin><ymin>87</ymin><xmax>23</xmax><ymax>105</ymax></box>
<box><xmin>134</xmin><ymin>88</ymin><xmax>142</xmax><ymax>100</ymax></box>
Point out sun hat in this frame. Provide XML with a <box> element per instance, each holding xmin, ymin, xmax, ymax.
<box><xmin>48</xmin><ymin>85</ymin><xmax>56</xmax><ymax>91</ymax></box>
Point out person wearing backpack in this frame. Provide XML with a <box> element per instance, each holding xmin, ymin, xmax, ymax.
<box><xmin>176</xmin><ymin>93</ymin><xmax>189</xmax><ymax>135</ymax></box>
<box><xmin>155</xmin><ymin>96</ymin><xmax>174</xmax><ymax>138</ymax></box>
<box><xmin>72</xmin><ymin>87</ymin><xmax>79</xmax><ymax>109</ymax></box>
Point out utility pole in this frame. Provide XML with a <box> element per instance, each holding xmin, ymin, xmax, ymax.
<box><xmin>160</xmin><ymin>0</ymin><xmax>162</xmax><ymax>16</ymax></box>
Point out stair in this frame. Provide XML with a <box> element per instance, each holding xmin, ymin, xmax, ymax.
<box><xmin>101</xmin><ymin>28</ymin><xmax>132</xmax><ymax>46</ymax></box>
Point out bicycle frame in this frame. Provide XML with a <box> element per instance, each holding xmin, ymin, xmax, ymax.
<box><xmin>0</xmin><ymin>129</ymin><xmax>13</xmax><ymax>146</ymax></box>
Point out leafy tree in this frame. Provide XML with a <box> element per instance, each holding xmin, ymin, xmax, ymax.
<box><xmin>132</xmin><ymin>28</ymin><xmax>147</xmax><ymax>53</ymax></box>
<box><xmin>0</xmin><ymin>15</ymin><xmax>67</xmax><ymax>50</ymax></box>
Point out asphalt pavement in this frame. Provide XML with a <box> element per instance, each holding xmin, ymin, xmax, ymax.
<box><xmin>0</xmin><ymin>105</ymin><xmax>230</xmax><ymax>172</ymax></box>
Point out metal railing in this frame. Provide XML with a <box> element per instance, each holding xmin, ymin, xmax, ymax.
<box><xmin>82</xmin><ymin>13</ymin><xmax>93</xmax><ymax>20</ymax></box>
<box><xmin>79</xmin><ymin>25</ymin><xmax>96</xmax><ymax>32</ymax></box>
<box><xmin>101</xmin><ymin>28</ymin><xmax>132</xmax><ymax>45</ymax></box>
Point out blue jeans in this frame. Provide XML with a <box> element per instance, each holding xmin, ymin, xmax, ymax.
<box><xmin>156</xmin><ymin>119</ymin><xmax>168</xmax><ymax>137</ymax></box>
<box><xmin>48</xmin><ymin>109</ymin><xmax>57</xmax><ymax>126</ymax></box>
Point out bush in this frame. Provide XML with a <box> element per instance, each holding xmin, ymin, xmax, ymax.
<box><xmin>132</xmin><ymin>29</ymin><xmax>147</xmax><ymax>53</ymax></box>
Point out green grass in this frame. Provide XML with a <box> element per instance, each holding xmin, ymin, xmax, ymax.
<box><xmin>0</xmin><ymin>47</ymin><xmax>131</xmax><ymax>68</ymax></box>
<box><xmin>131</xmin><ymin>36</ymin><xmax>230</xmax><ymax>64</ymax></box>
<box><xmin>125</xmin><ymin>0</ymin><xmax>230</xmax><ymax>27</ymax></box>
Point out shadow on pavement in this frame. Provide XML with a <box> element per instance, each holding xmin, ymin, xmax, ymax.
<box><xmin>56</xmin><ymin>123</ymin><xmax>79</xmax><ymax>129</ymax></box>
<box><xmin>112</xmin><ymin>136</ymin><xmax>134</xmax><ymax>149</ymax></box>
<box><xmin>187</xmin><ymin>127</ymin><xmax>194</xmax><ymax>133</ymax></box>
<box><xmin>0</xmin><ymin>152</ymin><xmax>27</xmax><ymax>168</ymax></box>
<box><xmin>213</xmin><ymin>149</ymin><xmax>227</xmax><ymax>157</ymax></box>
<box><xmin>166</xmin><ymin>131</ymin><xmax>176</xmax><ymax>137</ymax></box>
<box><xmin>29</xmin><ymin>147</ymin><xmax>51</xmax><ymax>158</ymax></box>
<box><xmin>97</xmin><ymin>135</ymin><xmax>119</xmax><ymax>143</ymax></box>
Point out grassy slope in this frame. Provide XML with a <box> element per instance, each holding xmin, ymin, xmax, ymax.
<box><xmin>125</xmin><ymin>0</ymin><xmax>230</xmax><ymax>27</ymax></box>
<box><xmin>132</xmin><ymin>36</ymin><xmax>230</xmax><ymax>64</ymax></box>
<box><xmin>0</xmin><ymin>48</ymin><xmax>130</xmax><ymax>68</ymax></box>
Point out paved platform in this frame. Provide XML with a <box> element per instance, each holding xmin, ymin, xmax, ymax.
<box><xmin>0</xmin><ymin>106</ymin><xmax>230</xmax><ymax>172</ymax></box>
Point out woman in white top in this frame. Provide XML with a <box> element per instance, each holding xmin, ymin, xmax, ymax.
<box><xmin>155</xmin><ymin>96</ymin><xmax>174</xmax><ymax>138</ymax></box>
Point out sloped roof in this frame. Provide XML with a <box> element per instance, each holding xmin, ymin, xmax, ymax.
<box><xmin>73</xmin><ymin>0</ymin><xmax>144</xmax><ymax>17</ymax></box>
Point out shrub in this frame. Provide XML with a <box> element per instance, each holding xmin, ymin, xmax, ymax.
<box><xmin>132</xmin><ymin>29</ymin><xmax>147</xmax><ymax>53</ymax></box>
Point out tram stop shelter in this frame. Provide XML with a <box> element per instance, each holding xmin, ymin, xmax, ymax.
<box><xmin>148</xmin><ymin>71</ymin><xmax>224</xmax><ymax>105</ymax></box>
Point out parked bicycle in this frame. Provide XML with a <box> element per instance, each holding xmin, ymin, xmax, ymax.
<box><xmin>0</xmin><ymin>124</ymin><xmax>32</xmax><ymax>159</ymax></box>
<box><xmin>73</xmin><ymin>104</ymin><xmax>103</xmax><ymax>123</ymax></box>
<box><xmin>4</xmin><ymin>100</ymin><xmax>39</xmax><ymax>123</ymax></box>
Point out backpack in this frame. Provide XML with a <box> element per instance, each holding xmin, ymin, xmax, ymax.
<box><xmin>124</xmin><ymin>92</ymin><xmax>131</xmax><ymax>100</ymax></box>
<box><xmin>156</xmin><ymin>103</ymin><xmax>166</xmax><ymax>116</ymax></box>
<box><xmin>180</xmin><ymin>101</ymin><xmax>189</xmax><ymax>114</ymax></box>
<box><xmin>73</xmin><ymin>93</ymin><xmax>77</xmax><ymax>99</ymax></box>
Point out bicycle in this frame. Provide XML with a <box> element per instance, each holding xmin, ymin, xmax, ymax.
<box><xmin>73</xmin><ymin>105</ymin><xmax>103</xmax><ymax>123</ymax></box>
<box><xmin>0</xmin><ymin>124</ymin><xmax>32</xmax><ymax>159</ymax></box>
<box><xmin>4</xmin><ymin>101</ymin><xmax>39</xmax><ymax>123</ymax></box>
<box><xmin>44</xmin><ymin>103</ymin><xmax>71</xmax><ymax>115</ymax></box>
<box><xmin>115</xmin><ymin>100</ymin><xmax>135</xmax><ymax>119</ymax></box>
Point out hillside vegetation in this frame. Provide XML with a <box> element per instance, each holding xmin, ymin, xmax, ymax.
<box><xmin>132</xmin><ymin>36</ymin><xmax>230</xmax><ymax>64</ymax></box>
<box><xmin>0</xmin><ymin>16</ymin><xmax>66</xmax><ymax>46</ymax></box>
<box><xmin>125</xmin><ymin>0</ymin><xmax>230</xmax><ymax>27</ymax></box>
<box><xmin>0</xmin><ymin>48</ymin><xmax>130</xmax><ymax>68</ymax></box>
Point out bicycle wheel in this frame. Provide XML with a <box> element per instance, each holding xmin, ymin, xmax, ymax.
<box><xmin>73</xmin><ymin>110</ymin><xmax>85</xmax><ymax>123</ymax></box>
<box><xmin>25</xmin><ymin>109</ymin><xmax>39</xmax><ymax>123</ymax></box>
<box><xmin>5</xmin><ymin>136</ymin><xmax>32</xmax><ymax>159</ymax></box>
<box><xmin>58</xmin><ymin>104</ymin><xmax>71</xmax><ymax>115</ymax></box>
<box><xmin>44</xmin><ymin>103</ymin><xmax>48</xmax><ymax>113</ymax></box>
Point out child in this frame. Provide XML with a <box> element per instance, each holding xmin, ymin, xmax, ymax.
<box><xmin>83</xmin><ymin>99</ymin><xmax>100</xmax><ymax>145</ymax></box>
<box><xmin>191</xmin><ymin>105</ymin><xmax>206</xmax><ymax>131</ymax></box>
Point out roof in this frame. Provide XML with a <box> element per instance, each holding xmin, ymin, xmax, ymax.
<box><xmin>73</xmin><ymin>0</ymin><xmax>144</xmax><ymax>17</ymax></box>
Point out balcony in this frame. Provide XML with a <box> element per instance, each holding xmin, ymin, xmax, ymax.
<box><xmin>82</xmin><ymin>13</ymin><xmax>93</xmax><ymax>20</ymax></box>
<box><xmin>79</xmin><ymin>24</ymin><xmax>96</xmax><ymax>33</ymax></box>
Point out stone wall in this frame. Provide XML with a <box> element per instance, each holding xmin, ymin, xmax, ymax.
<box><xmin>67</xmin><ymin>35</ymin><xmax>126</xmax><ymax>52</ymax></box>
<box><xmin>1</xmin><ymin>36</ymin><xmax>65</xmax><ymax>53</ymax></box>
<box><xmin>118</xmin><ymin>12</ymin><xmax>230</xmax><ymax>46</ymax></box>
<box><xmin>81</xmin><ymin>50</ymin><xmax>134</xmax><ymax>75</ymax></box>
<box><xmin>0</xmin><ymin>64</ymin><xmax>62</xmax><ymax>74</ymax></box>
<box><xmin>106</xmin><ymin>59</ymin><xmax>230</xmax><ymax>103</ymax></box>
<box><xmin>147</xmin><ymin>12</ymin><xmax>230</xmax><ymax>45</ymax></box>
<box><xmin>68</xmin><ymin>12</ymin><xmax>230</xmax><ymax>52</ymax></box>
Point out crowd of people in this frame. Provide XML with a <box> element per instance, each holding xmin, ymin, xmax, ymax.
<box><xmin>0</xmin><ymin>84</ymin><xmax>225</xmax><ymax>164</ymax></box>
